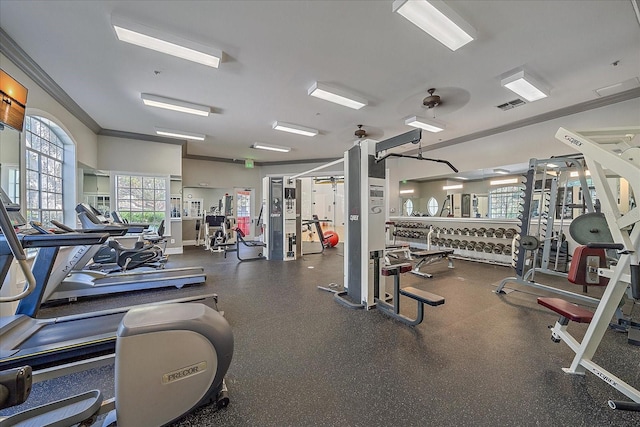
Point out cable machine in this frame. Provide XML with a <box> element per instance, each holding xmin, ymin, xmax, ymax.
<box><xmin>328</xmin><ymin>129</ymin><xmax>457</xmax><ymax>312</ymax></box>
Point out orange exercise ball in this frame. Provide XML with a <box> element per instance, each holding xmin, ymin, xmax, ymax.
<box><xmin>323</xmin><ymin>230</ymin><xmax>339</xmax><ymax>248</ymax></box>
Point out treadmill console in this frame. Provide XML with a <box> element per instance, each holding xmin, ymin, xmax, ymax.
<box><xmin>0</xmin><ymin>187</ymin><xmax>26</xmax><ymax>228</ymax></box>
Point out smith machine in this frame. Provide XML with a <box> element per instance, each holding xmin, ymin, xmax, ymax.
<box><xmin>321</xmin><ymin>129</ymin><xmax>458</xmax><ymax>326</ymax></box>
<box><xmin>496</xmin><ymin>155</ymin><xmax>601</xmax><ymax>304</ymax></box>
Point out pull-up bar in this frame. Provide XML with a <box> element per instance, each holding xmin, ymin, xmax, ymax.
<box><xmin>374</xmin><ymin>129</ymin><xmax>458</xmax><ymax>173</ymax></box>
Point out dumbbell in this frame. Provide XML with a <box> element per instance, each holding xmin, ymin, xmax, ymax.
<box><xmin>470</xmin><ymin>228</ymin><xmax>478</xmax><ymax>236</ymax></box>
<box><xmin>466</xmin><ymin>241</ymin><xmax>476</xmax><ymax>250</ymax></box>
<box><xmin>452</xmin><ymin>239</ymin><xmax>461</xmax><ymax>248</ymax></box>
<box><xmin>474</xmin><ymin>242</ymin><xmax>485</xmax><ymax>252</ymax></box>
<box><xmin>494</xmin><ymin>228</ymin><xmax>505</xmax><ymax>238</ymax></box>
<box><xmin>502</xmin><ymin>246</ymin><xmax>512</xmax><ymax>256</ymax></box>
<box><xmin>493</xmin><ymin>243</ymin><xmax>505</xmax><ymax>254</ymax></box>
<box><xmin>477</xmin><ymin>227</ymin><xmax>486</xmax><ymax>236</ymax></box>
<box><xmin>485</xmin><ymin>228</ymin><xmax>495</xmax><ymax>237</ymax></box>
<box><xmin>444</xmin><ymin>239</ymin><xmax>453</xmax><ymax>247</ymax></box>
<box><xmin>483</xmin><ymin>243</ymin><xmax>495</xmax><ymax>253</ymax></box>
<box><xmin>505</xmin><ymin>228</ymin><xmax>517</xmax><ymax>239</ymax></box>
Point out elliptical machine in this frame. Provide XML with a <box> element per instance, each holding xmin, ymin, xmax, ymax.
<box><xmin>0</xmin><ymin>200</ymin><xmax>234</xmax><ymax>426</ymax></box>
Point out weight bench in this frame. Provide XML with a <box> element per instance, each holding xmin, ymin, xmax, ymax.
<box><xmin>224</xmin><ymin>227</ymin><xmax>266</xmax><ymax>261</ymax></box>
<box><xmin>410</xmin><ymin>249</ymin><xmax>455</xmax><ymax>278</ymax></box>
<box><xmin>375</xmin><ymin>263</ymin><xmax>445</xmax><ymax>326</ymax></box>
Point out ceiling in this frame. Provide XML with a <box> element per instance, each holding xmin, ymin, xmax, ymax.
<box><xmin>1</xmin><ymin>0</ymin><xmax>639</xmax><ymax>165</ymax></box>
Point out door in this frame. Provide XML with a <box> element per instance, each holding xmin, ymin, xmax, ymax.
<box><xmin>234</xmin><ymin>188</ymin><xmax>254</xmax><ymax>239</ymax></box>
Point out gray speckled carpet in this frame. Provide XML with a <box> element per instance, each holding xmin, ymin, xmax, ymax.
<box><xmin>2</xmin><ymin>243</ymin><xmax>639</xmax><ymax>426</ymax></box>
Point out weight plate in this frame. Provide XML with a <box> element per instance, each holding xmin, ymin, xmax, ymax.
<box><xmin>569</xmin><ymin>212</ymin><xmax>613</xmax><ymax>245</ymax></box>
<box><xmin>520</xmin><ymin>235</ymin><xmax>540</xmax><ymax>250</ymax></box>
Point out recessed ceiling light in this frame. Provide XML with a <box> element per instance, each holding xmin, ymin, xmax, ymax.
<box><xmin>112</xmin><ymin>17</ymin><xmax>222</xmax><ymax>68</ymax></box>
<box><xmin>308</xmin><ymin>82</ymin><xmax>367</xmax><ymax>110</ymax></box>
<box><xmin>405</xmin><ymin>116</ymin><xmax>445</xmax><ymax>132</ymax></box>
<box><xmin>155</xmin><ymin>128</ymin><xmax>206</xmax><ymax>141</ymax></box>
<box><xmin>399</xmin><ymin>189</ymin><xmax>415</xmax><ymax>194</ymax></box>
<box><xmin>272</xmin><ymin>121</ymin><xmax>318</xmax><ymax>137</ymax></box>
<box><xmin>251</xmin><ymin>143</ymin><xmax>291</xmax><ymax>153</ymax></box>
<box><xmin>594</xmin><ymin>77</ymin><xmax>640</xmax><ymax>97</ymax></box>
<box><xmin>442</xmin><ymin>184</ymin><xmax>463</xmax><ymax>190</ymax></box>
<box><xmin>141</xmin><ymin>93</ymin><xmax>210</xmax><ymax>116</ymax></box>
<box><xmin>392</xmin><ymin>0</ymin><xmax>476</xmax><ymax>51</ymax></box>
<box><xmin>490</xmin><ymin>178</ymin><xmax>519</xmax><ymax>186</ymax></box>
<box><xmin>501</xmin><ymin>69</ymin><xmax>549</xmax><ymax>102</ymax></box>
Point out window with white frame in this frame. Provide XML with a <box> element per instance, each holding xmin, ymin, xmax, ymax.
<box><xmin>427</xmin><ymin>197</ymin><xmax>438</xmax><ymax>216</ymax></box>
<box><xmin>24</xmin><ymin>116</ymin><xmax>64</xmax><ymax>224</ymax></box>
<box><xmin>488</xmin><ymin>186</ymin><xmax>521</xmax><ymax>219</ymax></box>
<box><xmin>7</xmin><ymin>167</ymin><xmax>20</xmax><ymax>204</ymax></box>
<box><xmin>115</xmin><ymin>174</ymin><xmax>167</xmax><ymax>225</ymax></box>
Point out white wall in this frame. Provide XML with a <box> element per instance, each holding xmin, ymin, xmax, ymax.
<box><xmin>97</xmin><ymin>135</ymin><xmax>181</xmax><ymax>176</ymax></box>
<box><xmin>182</xmin><ymin>158</ymin><xmax>261</xmax><ymax>189</ymax></box>
<box><xmin>1</xmin><ymin>53</ymin><xmax>99</xmax><ymax>169</ymax></box>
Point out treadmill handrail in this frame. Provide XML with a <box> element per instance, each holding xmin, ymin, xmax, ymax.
<box><xmin>0</xmin><ymin>202</ymin><xmax>37</xmax><ymax>302</ymax></box>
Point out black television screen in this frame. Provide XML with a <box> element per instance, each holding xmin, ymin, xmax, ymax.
<box><xmin>0</xmin><ymin>69</ymin><xmax>28</xmax><ymax>132</ymax></box>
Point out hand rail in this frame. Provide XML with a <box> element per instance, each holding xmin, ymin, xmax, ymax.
<box><xmin>0</xmin><ymin>202</ymin><xmax>37</xmax><ymax>302</ymax></box>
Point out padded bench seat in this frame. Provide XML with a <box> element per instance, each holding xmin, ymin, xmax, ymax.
<box><xmin>381</xmin><ymin>263</ymin><xmax>413</xmax><ymax>275</ymax></box>
<box><xmin>400</xmin><ymin>287</ymin><xmax>445</xmax><ymax>306</ymax></box>
<box><xmin>411</xmin><ymin>249</ymin><xmax>454</xmax><ymax>258</ymax></box>
<box><xmin>537</xmin><ymin>297</ymin><xmax>594</xmax><ymax>323</ymax></box>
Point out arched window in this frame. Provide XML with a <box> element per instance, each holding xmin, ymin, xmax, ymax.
<box><xmin>427</xmin><ymin>197</ymin><xmax>438</xmax><ymax>216</ymax></box>
<box><xmin>23</xmin><ymin>116</ymin><xmax>74</xmax><ymax>224</ymax></box>
<box><xmin>404</xmin><ymin>199</ymin><xmax>414</xmax><ymax>216</ymax></box>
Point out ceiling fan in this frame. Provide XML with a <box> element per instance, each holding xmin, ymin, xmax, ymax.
<box><xmin>397</xmin><ymin>86</ymin><xmax>470</xmax><ymax>116</ymax></box>
<box><xmin>423</xmin><ymin>88</ymin><xmax>441</xmax><ymax>109</ymax></box>
<box><xmin>352</xmin><ymin>124</ymin><xmax>384</xmax><ymax>141</ymax></box>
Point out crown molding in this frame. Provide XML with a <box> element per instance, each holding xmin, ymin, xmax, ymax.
<box><xmin>0</xmin><ymin>27</ymin><xmax>101</xmax><ymax>133</ymax></box>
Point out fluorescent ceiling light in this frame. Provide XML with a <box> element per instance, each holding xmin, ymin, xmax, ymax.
<box><xmin>141</xmin><ymin>93</ymin><xmax>210</xmax><ymax>116</ymax></box>
<box><xmin>405</xmin><ymin>116</ymin><xmax>445</xmax><ymax>133</ymax></box>
<box><xmin>595</xmin><ymin>77</ymin><xmax>640</xmax><ymax>97</ymax></box>
<box><xmin>400</xmin><ymin>189</ymin><xmax>415</xmax><ymax>194</ymax></box>
<box><xmin>490</xmin><ymin>178</ymin><xmax>519</xmax><ymax>186</ymax></box>
<box><xmin>493</xmin><ymin>168</ymin><xmax>509</xmax><ymax>175</ymax></box>
<box><xmin>308</xmin><ymin>82</ymin><xmax>367</xmax><ymax>110</ymax></box>
<box><xmin>251</xmin><ymin>143</ymin><xmax>291</xmax><ymax>153</ymax></box>
<box><xmin>501</xmin><ymin>69</ymin><xmax>549</xmax><ymax>102</ymax></box>
<box><xmin>392</xmin><ymin>0</ymin><xmax>476</xmax><ymax>51</ymax></box>
<box><xmin>570</xmin><ymin>170</ymin><xmax>591</xmax><ymax>177</ymax></box>
<box><xmin>112</xmin><ymin>18</ymin><xmax>222</xmax><ymax>68</ymax></box>
<box><xmin>155</xmin><ymin>128</ymin><xmax>205</xmax><ymax>141</ymax></box>
<box><xmin>442</xmin><ymin>184</ymin><xmax>463</xmax><ymax>190</ymax></box>
<box><xmin>272</xmin><ymin>121</ymin><xmax>318</xmax><ymax>137</ymax></box>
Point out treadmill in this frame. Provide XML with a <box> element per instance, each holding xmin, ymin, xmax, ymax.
<box><xmin>0</xmin><ymin>196</ymin><xmax>217</xmax><ymax>372</ymax></box>
<box><xmin>41</xmin><ymin>205</ymin><xmax>207</xmax><ymax>303</ymax></box>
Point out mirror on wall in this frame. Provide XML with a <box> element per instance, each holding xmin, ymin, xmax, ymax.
<box><xmin>81</xmin><ymin>168</ymin><xmax>111</xmax><ymax>217</ymax></box>
<box><xmin>399</xmin><ymin>161</ymin><xmax>634</xmax><ymax>220</ymax></box>
<box><xmin>181</xmin><ymin>187</ymin><xmax>233</xmax><ymax>218</ymax></box>
<box><xmin>398</xmin><ymin>163</ymin><xmax>528</xmax><ymax>220</ymax></box>
<box><xmin>0</xmin><ymin>126</ymin><xmax>21</xmax><ymax>204</ymax></box>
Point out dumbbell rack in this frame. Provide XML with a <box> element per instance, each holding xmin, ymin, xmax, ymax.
<box><xmin>389</xmin><ymin>217</ymin><xmax>520</xmax><ymax>266</ymax></box>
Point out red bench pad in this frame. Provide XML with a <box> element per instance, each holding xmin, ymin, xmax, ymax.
<box><xmin>381</xmin><ymin>263</ymin><xmax>413</xmax><ymax>275</ymax></box>
<box><xmin>537</xmin><ymin>297</ymin><xmax>594</xmax><ymax>323</ymax></box>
